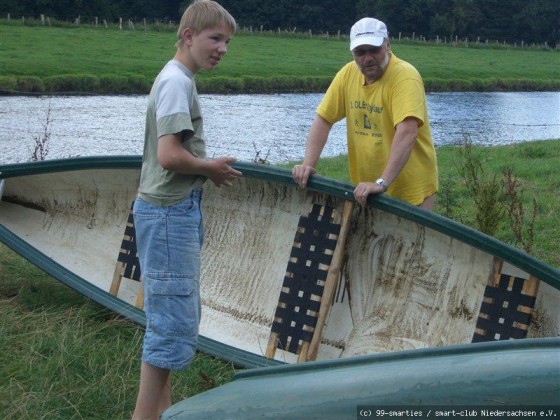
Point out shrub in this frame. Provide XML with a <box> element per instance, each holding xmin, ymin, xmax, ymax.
<box><xmin>44</xmin><ymin>74</ymin><xmax>100</xmax><ymax>93</ymax></box>
<box><xmin>0</xmin><ymin>76</ymin><xmax>18</xmax><ymax>92</ymax></box>
<box><xmin>16</xmin><ymin>76</ymin><xmax>45</xmax><ymax>93</ymax></box>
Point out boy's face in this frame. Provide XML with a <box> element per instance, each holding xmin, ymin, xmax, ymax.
<box><xmin>183</xmin><ymin>25</ymin><xmax>232</xmax><ymax>73</ymax></box>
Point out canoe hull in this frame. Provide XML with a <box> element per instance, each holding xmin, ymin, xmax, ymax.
<box><xmin>1</xmin><ymin>157</ymin><xmax>559</xmax><ymax>367</ymax></box>
<box><xmin>162</xmin><ymin>338</ymin><xmax>560</xmax><ymax>419</ymax></box>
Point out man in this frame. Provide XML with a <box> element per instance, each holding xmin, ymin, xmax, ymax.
<box><xmin>131</xmin><ymin>1</ymin><xmax>241</xmax><ymax>419</ymax></box>
<box><xmin>292</xmin><ymin>17</ymin><xmax>438</xmax><ymax>210</ymax></box>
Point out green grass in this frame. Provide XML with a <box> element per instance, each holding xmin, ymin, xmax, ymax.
<box><xmin>1</xmin><ymin>23</ymin><xmax>559</xmax><ymax>93</ymax></box>
<box><xmin>0</xmin><ymin>245</ymin><xmax>236</xmax><ymax>419</ymax></box>
<box><xmin>436</xmin><ymin>140</ymin><xmax>560</xmax><ymax>267</ymax></box>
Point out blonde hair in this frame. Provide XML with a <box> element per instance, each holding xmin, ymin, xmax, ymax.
<box><xmin>176</xmin><ymin>0</ymin><xmax>237</xmax><ymax>48</ymax></box>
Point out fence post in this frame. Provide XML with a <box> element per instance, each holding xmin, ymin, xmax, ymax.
<box><xmin>119</xmin><ymin>17</ymin><xmax>123</xmax><ymax>30</ymax></box>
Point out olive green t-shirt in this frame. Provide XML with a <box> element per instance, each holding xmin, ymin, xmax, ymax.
<box><xmin>137</xmin><ymin>60</ymin><xmax>207</xmax><ymax>206</ymax></box>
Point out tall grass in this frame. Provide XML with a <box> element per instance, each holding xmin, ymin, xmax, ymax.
<box><xmin>1</xmin><ymin>22</ymin><xmax>559</xmax><ymax>94</ymax></box>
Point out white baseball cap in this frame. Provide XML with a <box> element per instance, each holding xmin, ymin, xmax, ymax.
<box><xmin>350</xmin><ymin>18</ymin><xmax>388</xmax><ymax>50</ymax></box>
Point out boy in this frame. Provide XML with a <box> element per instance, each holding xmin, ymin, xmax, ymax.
<box><xmin>132</xmin><ymin>1</ymin><xmax>241</xmax><ymax>418</ymax></box>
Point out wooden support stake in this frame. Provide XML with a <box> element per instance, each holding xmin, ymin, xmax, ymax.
<box><xmin>306</xmin><ymin>200</ymin><xmax>354</xmax><ymax>361</ymax></box>
<box><xmin>135</xmin><ymin>286</ymin><xmax>144</xmax><ymax>309</ymax></box>
<box><xmin>265</xmin><ymin>333</ymin><xmax>279</xmax><ymax>359</ymax></box>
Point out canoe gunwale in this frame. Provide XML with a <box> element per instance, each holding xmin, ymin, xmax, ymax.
<box><xmin>2</xmin><ymin>155</ymin><xmax>556</xmax><ymax>288</ymax></box>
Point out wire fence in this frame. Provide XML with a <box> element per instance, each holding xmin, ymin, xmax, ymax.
<box><xmin>3</xmin><ymin>13</ymin><xmax>558</xmax><ymax>50</ymax></box>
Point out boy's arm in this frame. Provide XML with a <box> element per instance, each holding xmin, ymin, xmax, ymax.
<box><xmin>158</xmin><ymin>133</ymin><xmax>241</xmax><ymax>187</ymax></box>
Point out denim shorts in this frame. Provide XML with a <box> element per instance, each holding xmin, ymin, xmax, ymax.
<box><xmin>133</xmin><ymin>189</ymin><xmax>204</xmax><ymax>371</ymax></box>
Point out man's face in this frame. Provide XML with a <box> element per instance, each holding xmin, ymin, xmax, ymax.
<box><xmin>352</xmin><ymin>40</ymin><xmax>390</xmax><ymax>84</ymax></box>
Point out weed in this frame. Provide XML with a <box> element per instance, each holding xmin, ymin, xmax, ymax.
<box><xmin>30</xmin><ymin>102</ymin><xmax>53</xmax><ymax>161</ymax></box>
<box><xmin>455</xmin><ymin>136</ymin><xmax>505</xmax><ymax>235</ymax></box>
<box><xmin>436</xmin><ymin>174</ymin><xmax>460</xmax><ymax>219</ymax></box>
<box><xmin>502</xmin><ymin>169</ymin><xmax>536</xmax><ymax>253</ymax></box>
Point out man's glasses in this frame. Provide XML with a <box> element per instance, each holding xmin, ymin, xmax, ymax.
<box><xmin>353</xmin><ymin>46</ymin><xmax>383</xmax><ymax>57</ymax></box>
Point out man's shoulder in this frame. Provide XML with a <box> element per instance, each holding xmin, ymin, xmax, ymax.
<box><xmin>389</xmin><ymin>54</ymin><xmax>421</xmax><ymax>77</ymax></box>
<box><xmin>339</xmin><ymin>61</ymin><xmax>360</xmax><ymax>74</ymax></box>
<box><xmin>334</xmin><ymin>61</ymin><xmax>363</xmax><ymax>84</ymax></box>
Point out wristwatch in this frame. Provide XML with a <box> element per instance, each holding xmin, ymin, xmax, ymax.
<box><xmin>375</xmin><ymin>178</ymin><xmax>388</xmax><ymax>192</ymax></box>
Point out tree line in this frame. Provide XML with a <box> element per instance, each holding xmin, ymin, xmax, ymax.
<box><xmin>1</xmin><ymin>0</ymin><xmax>558</xmax><ymax>46</ymax></box>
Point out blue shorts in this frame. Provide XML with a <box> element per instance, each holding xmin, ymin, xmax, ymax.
<box><xmin>133</xmin><ymin>190</ymin><xmax>204</xmax><ymax>371</ymax></box>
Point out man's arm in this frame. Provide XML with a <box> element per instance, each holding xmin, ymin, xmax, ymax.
<box><xmin>292</xmin><ymin>115</ymin><xmax>333</xmax><ymax>188</ymax></box>
<box><xmin>354</xmin><ymin>117</ymin><xmax>418</xmax><ymax>206</ymax></box>
<box><xmin>379</xmin><ymin>117</ymin><xmax>419</xmax><ymax>185</ymax></box>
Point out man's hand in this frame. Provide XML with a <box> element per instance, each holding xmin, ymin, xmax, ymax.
<box><xmin>353</xmin><ymin>182</ymin><xmax>384</xmax><ymax>207</ymax></box>
<box><xmin>292</xmin><ymin>164</ymin><xmax>317</xmax><ymax>188</ymax></box>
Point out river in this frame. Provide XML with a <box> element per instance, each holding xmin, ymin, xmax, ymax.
<box><xmin>0</xmin><ymin>92</ymin><xmax>558</xmax><ymax>164</ymax></box>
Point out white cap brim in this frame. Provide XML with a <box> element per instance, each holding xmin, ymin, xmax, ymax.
<box><xmin>350</xmin><ymin>35</ymin><xmax>385</xmax><ymax>50</ymax></box>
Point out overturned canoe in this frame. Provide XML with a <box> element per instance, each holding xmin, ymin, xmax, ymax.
<box><xmin>0</xmin><ymin>156</ymin><xmax>558</xmax><ymax>368</ymax></box>
<box><xmin>162</xmin><ymin>337</ymin><xmax>560</xmax><ymax>419</ymax></box>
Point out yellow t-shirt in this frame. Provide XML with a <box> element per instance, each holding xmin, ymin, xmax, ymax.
<box><xmin>316</xmin><ymin>53</ymin><xmax>438</xmax><ymax>205</ymax></box>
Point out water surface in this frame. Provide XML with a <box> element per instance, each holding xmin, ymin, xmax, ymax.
<box><xmin>0</xmin><ymin>92</ymin><xmax>558</xmax><ymax>164</ymax></box>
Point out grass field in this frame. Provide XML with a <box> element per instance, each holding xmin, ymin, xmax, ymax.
<box><xmin>1</xmin><ymin>22</ymin><xmax>559</xmax><ymax>93</ymax></box>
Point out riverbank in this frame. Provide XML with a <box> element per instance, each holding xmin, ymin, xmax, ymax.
<box><xmin>1</xmin><ymin>22</ymin><xmax>559</xmax><ymax>95</ymax></box>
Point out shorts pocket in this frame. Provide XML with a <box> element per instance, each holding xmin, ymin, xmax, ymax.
<box><xmin>144</xmin><ymin>275</ymin><xmax>199</xmax><ymax>338</ymax></box>
<box><xmin>145</xmin><ymin>275</ymin><xmax>194</xmax><ymax>296</ymax></box>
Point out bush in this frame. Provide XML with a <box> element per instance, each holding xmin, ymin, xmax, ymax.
<box><xmin>16</xmin><ymin>76</ymin><xmax>45</xmax><ymax>93</ymax></box>
<box><xmin>0</xmin><ymin>76</ymin><xmax>18</xmax><ymax>92</ymax></box>
<box><xmin>44</xmin><ymin>74</ymin><xmax>100</xmax><ymax>93</ymax></box>
<box><xmin>99</xmin><ymin>75</ymin><xmax>131</xmax><ymax>93</ymax></box>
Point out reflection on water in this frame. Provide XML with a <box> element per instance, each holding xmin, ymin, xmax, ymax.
<box><xmin>0</xmin><ymin>92</ymin><xmax>558</xmax><ymax>164</ymax></box>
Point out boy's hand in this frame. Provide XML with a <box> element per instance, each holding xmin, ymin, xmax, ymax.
<box><xmin>208</xmin><ymin>157</ymin><xmax>242</xmax><ymax>187</ymax></box>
